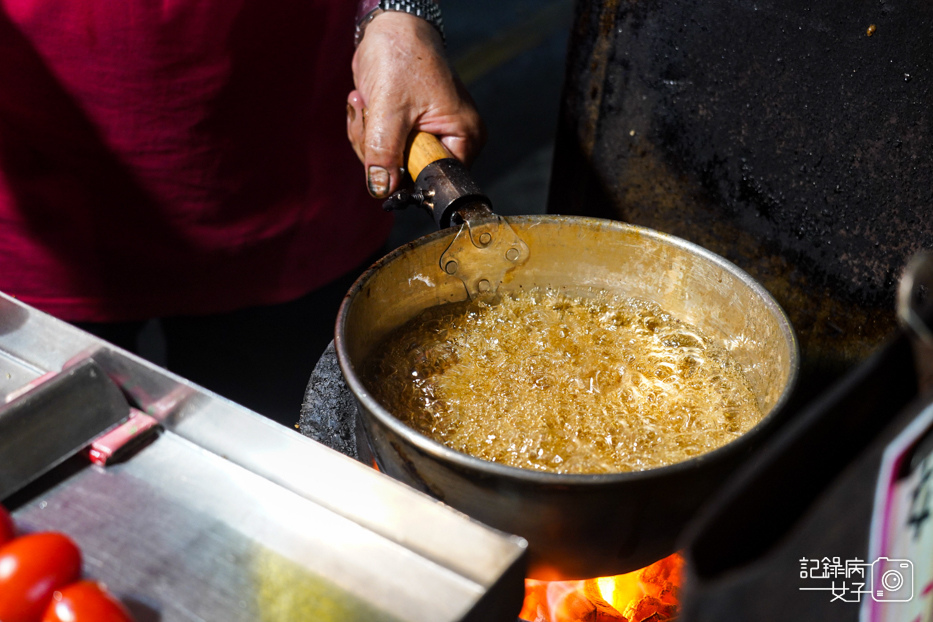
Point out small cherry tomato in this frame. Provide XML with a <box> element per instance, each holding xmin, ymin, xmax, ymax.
<box><xmin>0</xmin><ymin>532</ymin><xmax>82</xmax><ymax>622</ymax></box>
<box><xmin>0</xmin><ymin>504</ymin><xmax>14</xmax><ymax>545</ymax></box>
<box><xmin>42</xmin><ymin>581</ymin><xmax>135</xmax><ymax>622</ymax></box>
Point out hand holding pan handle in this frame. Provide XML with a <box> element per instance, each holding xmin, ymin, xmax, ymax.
<box><xmin>385</xmin><ymin>131</ymin><xmax>530</xmax><ymax>298</ymax></box>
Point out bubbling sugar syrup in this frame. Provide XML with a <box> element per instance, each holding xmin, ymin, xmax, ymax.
<box><xmin>362</xmin><ymin>287</ymin><xmax>763</xmax><ymax>474</ymax></box>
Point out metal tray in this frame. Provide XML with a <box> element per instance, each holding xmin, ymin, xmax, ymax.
<box><xmin>0</xmin><ymin>293</ymin><xmax>527</xmax><ymax>621</ymax></box>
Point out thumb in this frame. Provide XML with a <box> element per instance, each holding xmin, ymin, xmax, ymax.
<box><xmin>362</xmin><ymin>102</ymin><xmax>412</xmax><ymax>199</ymax></box>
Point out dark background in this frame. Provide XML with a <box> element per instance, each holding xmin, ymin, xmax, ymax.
<box><xmin>387</xmin><ymin>0</ymin><xmax>574</xmax><ymax>247</ymax></box>
<box><xmin>549</xmin><ymin>0</ymin><xmax>933</xmax><ymax>402</ymax></box>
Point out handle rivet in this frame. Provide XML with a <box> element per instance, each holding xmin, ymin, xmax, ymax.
<box><xmin>445</xmin><ymin>260</ymin><xmax>459</xmax><ymax>275</ymax></box>
<box><xmin>479</xmin><ymin>232</ymin><xmax>492</xmax><ymax>245</ymax></box>
<box><xmin>506</xmin><ymin>248</ymin><xmax>520</xmax><ymax>261</ymax></box>
<box><xmin>477</xmin><ymin>279</ymin><xmax>491</xmax><ymax>292</ymax></box>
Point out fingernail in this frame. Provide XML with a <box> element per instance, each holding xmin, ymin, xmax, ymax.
<box><xmin>367</xmin><ymin>165</ymin><xmax>389</xmax><ymax>198</ymax></box>
<box><xmin>346</xmin><ymin>103</ymin><xmax>355</xmax><ymax>122</ymax></box>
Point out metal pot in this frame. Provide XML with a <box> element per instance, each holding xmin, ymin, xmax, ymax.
<box><xmin>335</xmin><ymin>135</ymin><xmax>799</xmax><ymax>580</ymax></box>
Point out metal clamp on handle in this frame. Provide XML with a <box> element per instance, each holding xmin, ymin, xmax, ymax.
<box><xmin>417</xmin><ymin>158</ymin><xmax>494</xmax><ymax>228</ymax></box>
<box><xmin>384</xmin><ymin>131</ymin><xmax>531</xmax><ymax>299</ymax></box>
<box><xmin>383</xmin><ymin>158</ymin><xmax>494</xmax><ymax>229</ymax></box>
<box><xmin>898</xmin><ymin>250</ymin><xmax>933</xmax><ymax>393</ymax></box>
<box><xmin>439</xmin><ymin>214</ymin><xmax>530</xmax><ymax>299</ymax></box>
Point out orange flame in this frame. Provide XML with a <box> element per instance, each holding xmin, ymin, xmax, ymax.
<box><xmin>519</xmin><ymin>553</ymin><xmax>684</xmax><ymax>622</ymax></box>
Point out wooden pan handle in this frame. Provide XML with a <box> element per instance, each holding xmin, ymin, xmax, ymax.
<box><xmin>407</xmin><ymin>131</ymin><xmax>455</xmax><ymax>181</ymax></box>
<box><xmin>401</xmin><ymin>130</ymin><xmax>491</xmax><ymax>229</ymax></box>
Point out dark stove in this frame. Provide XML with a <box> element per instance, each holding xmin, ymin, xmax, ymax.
<box><xmin>299</xmin><ymin>341</ymin><xmax>366</xmax><ymax>463</ymax></box>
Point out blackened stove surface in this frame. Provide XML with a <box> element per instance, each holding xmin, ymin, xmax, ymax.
<box><xmin>299</xmin><ymin>341</ymin><xmax>364</xmax><ymax>462</ymax></box>
<box><xmin>550</xmin><ymin>0</ymin><xmax>933</xmax><ymax>403</ymax></box>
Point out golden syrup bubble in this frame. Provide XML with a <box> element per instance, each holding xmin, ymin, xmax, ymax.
<box><xmin>362</xmin><ymin>287</ymin><xmax>763</xmax><ymax>474</ymax></box>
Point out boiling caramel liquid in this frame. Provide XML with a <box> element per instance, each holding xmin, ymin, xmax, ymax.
<box><xmin>362</xmin><ymin>288</ymin><xmax>762</xmax><ymax>474</ymax></box>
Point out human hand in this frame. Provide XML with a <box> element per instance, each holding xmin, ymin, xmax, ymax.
<box><xmin>347</xmin><ymin>10</ymin><xmax>486</xmax><ymax>198</ymax></box>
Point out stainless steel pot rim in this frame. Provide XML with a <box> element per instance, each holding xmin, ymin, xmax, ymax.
<box><xmin>336</xmin><ymin>215</ymin><xmax>800</xmax><ymax>486</ymax></box>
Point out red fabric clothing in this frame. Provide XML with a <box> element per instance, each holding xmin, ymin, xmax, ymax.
<box><xmin>0</xmin><ymin>0</ymin><xmax>391</xmax><ymax>322</ymax></box>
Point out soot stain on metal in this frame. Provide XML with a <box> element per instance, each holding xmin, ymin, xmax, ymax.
<box><xmin>550</xmin><ymin>0</ymin><xmax>933</xmax><ymax>393</ymax></box>
<box><xmin>389</xmin><ymin>440</ymin><xmax>448</xmax><ymax>502</ymax></box>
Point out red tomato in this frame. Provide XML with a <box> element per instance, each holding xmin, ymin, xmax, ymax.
<box><xmin>42</xmin><ymin>581</ymin><xmax>135</xmax><ymax>622</ymax></box>
<box><xmin>0</xmin><ymin>504</ymin><xmax>14</xmax><ymax>545</ymax></box>
<box><xmin>0</xmin><ymin>532</ymin><xmax>82</xmax><ymax>622</ymax></box>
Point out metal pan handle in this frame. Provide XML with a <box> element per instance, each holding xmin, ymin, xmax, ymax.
<box><xmin>383</xmin><ymin>132</ymin><xmax>494</xmax><ymax>229</ymax></box>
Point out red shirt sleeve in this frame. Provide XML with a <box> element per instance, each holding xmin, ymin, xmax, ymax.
<box><xmin>0</xmin><ymin>0</ymin><xmax>392</xmax><ymax>321</ymax></box>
